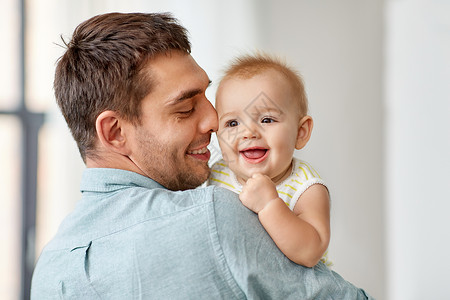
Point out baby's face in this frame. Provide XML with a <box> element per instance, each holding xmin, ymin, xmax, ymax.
<box><xmin>215</xmin><ymin>69</ymin><xmax>301</xmax><ymax>184</ymax></box>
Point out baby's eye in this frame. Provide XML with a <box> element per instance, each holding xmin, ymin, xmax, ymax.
<box><xmin>226</xmin><ymin>120</ymin><xmax>239</xmax><ymax>127</ymax></box>
<box><xmin>261</xmin><ymin>117</ymin><xmax>275</xmax><ymax>124</ymax></box>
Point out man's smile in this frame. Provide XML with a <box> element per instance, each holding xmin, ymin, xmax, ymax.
<box><xmin>187</xmin><ymin>145</ymin><xmax>211</xmax><ymax>161</ymax></box>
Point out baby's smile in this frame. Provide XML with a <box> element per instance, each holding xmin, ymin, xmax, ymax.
<box><xmin>240</xmin><ymin>147</ymin><xmax>269</xmax><ymax>164</ymax></box>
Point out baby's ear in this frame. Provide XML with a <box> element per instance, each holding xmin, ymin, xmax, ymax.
<box><xmin>295</xmin><ymin>116</ymin><xmax>313</xmax><ymax>150</ymax></box>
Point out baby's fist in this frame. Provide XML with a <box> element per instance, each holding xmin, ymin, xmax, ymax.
<box><xmin>240</xmin><ymin>173</ymin><xmax>279</xmax><ymax>213</ymax></box>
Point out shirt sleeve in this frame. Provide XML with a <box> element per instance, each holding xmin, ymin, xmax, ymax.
<box><xmin>211</xmin><ymin>187</ymin><xmax>372</xmax><ymax>300</ymax></box>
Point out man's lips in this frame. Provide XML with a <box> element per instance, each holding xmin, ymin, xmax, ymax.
<box><xmin>187</xmin><ymin>146</ymin><xmax>211</xmax><ymax>161</ymax></box>
<box><xmin>240</xmin><ymin>147</ymin><xmax>268</xmax><ymax>164</ymax></box>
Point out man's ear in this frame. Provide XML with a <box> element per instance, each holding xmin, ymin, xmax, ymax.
<box><xmin>95</xmin><ymin>111</ymin><xmax>131</xmax><ymax>156</ymax></box>
<box><xmin>295</xmin><ymin>115</ymin><xmax>313</xmax><ymax>150</ymax></box>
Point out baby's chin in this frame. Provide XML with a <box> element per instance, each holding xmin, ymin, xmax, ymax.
<box><xmin>236</xmin><ymin>174</ymin><xmax>249</xmax><ymax>185</ymax></box>
<box><xmin>238</xmin><ymin>167</ymin><xmax>292</xmax><ymax>186</ymax></box>
<box><xmin>236</xmin><ymin>172</ymin><xmax>269</xmax><ymax>185</ymax></box>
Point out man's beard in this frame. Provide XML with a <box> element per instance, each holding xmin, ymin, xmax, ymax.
<box><xmin>136</xmin><ymin>131</ymin><xmax>210</xmax><ymax>191</ymax></box>
<box><xmin>171</xmin><ymin>165</ymin><xmax>210</xmax><ymax>191</ymax></box>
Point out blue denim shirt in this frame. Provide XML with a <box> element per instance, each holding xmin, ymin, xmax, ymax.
<box><xmin>31</xmin><ymin>168</ymin><xmax>371</xmax><ymax>299</ymax></box>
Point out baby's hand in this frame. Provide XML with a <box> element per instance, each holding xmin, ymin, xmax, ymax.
<box><xmin>240</xmin><ymin>173</ymin><xmax>279</xmax><ymax>213</ymax></box>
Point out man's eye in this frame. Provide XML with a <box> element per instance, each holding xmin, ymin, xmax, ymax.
<box><xmin>261</xmin><ymin>117</ymin><xmax>274</xmax><ymax>124</ymax></box>
<box><xmin>179</xmin><ymin>108</ymin><xmax>194</xmax><ymax>115</ymax></box>
<box><xmin>226</xmin><ymin>120</ymin><xmax>239</xmax><ymax>127</ymax></box>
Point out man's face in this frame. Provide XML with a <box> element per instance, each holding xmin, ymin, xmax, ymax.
<box><xmin>127</xmin><ymin>51</ymin><xmax>217</xmax><ymax>190</ymax></box>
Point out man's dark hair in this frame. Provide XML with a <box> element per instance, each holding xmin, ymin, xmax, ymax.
<box><xmin>54</xmin><ymin>12</ymin><xmax>191</xmax><ymax>162</ymax></box>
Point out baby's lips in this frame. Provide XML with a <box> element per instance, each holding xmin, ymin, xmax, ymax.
<box><xmin>241</xmin><ymin>149</ymin><xmax>267</xmax><ymax>159</ymax></box>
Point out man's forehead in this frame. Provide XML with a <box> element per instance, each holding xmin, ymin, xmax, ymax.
<box><xmin>143</xmin><ymin>51</ymin><xmax>210</xmax><ymax>100</ymax></box>
<box><xmin>148</xmin><ymin>51</ymin><xmax>200</xmax><ymax>75</ymax></box>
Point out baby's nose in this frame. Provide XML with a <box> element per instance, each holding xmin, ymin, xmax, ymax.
<box><xmin>242</xmin><ymin>123</ymin><xmax>261</xmax><ymax>139</ymax></box>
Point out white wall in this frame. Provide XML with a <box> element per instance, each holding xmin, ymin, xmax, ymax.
<box><xmin>385</xmin><ymin>1</ymin><xmax>450</xmax><ymax>299</ymax></box>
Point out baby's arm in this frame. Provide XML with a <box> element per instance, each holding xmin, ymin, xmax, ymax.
<box><xmin>240</xmin><ymin>173</ymin><xmax>330</xmax><ymax>267</ymax></box>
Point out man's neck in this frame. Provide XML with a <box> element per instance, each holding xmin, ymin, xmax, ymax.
<box><xmin>85</xmin><ymin>152</ymin><xmax>146</xmax><ymax>177</ymax></box>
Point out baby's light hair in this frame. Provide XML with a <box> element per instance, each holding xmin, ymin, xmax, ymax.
<box><xmin>219</xmin><ymin>52</ymin><xmax>308</xmax><ymax>116</ymax></box>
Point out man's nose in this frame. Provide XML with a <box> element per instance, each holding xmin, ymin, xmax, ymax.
<box><xmin>199</xmin><ymin>97</ymin><xmax>218</xmax><ymax>133</ymax></box>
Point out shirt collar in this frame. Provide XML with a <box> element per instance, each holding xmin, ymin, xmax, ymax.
<box><xmin>80</xmin><ymin>168</ymin><xmax>165</xmax><ymax>193</ymax></box>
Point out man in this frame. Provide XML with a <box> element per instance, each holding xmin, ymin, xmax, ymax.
<box><xmin>31</xmin><ymin>12</ymin><xmax>371</xmax><ymax>299</ymax></box>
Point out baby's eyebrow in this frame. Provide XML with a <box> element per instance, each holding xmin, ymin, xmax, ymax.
<box><xmin>244</xmin><ymin>107</ymin><xmax>284</xmax><ymax>121</ymax></box>
<box><xmin>218</xmin><ymin>111</ymin><xmax>237</xmax><ymax>122</ymax></box>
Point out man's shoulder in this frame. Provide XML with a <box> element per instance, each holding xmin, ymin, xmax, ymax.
<box><xmin>186</xmin><ymin>183</ymin><xmax>237</xmax><ymax>202</ymax></box>
<box><xmin>194</xmin><ymin>184</ymin><xmax>243</xmax><ymax>212</ymax></box>
<box><xmin>197</xmin><ymin>185</ymin><xmax>257</xmax><ymax>227</ymax></box>
<box><xmin>207</xmin><ymin>185</ymin><xmax>264</xmax><ymax>236</ymax></box>
<box><xmin>208</xmin><ymin>183</ymin><xmax>238</xmax><ymax>198</ymax></box>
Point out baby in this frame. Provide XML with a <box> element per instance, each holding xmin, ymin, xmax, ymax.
<box><xmin>208</xmin><ymin>53</ymin><xmax>331</xmax><ymax>267</ymax></box>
